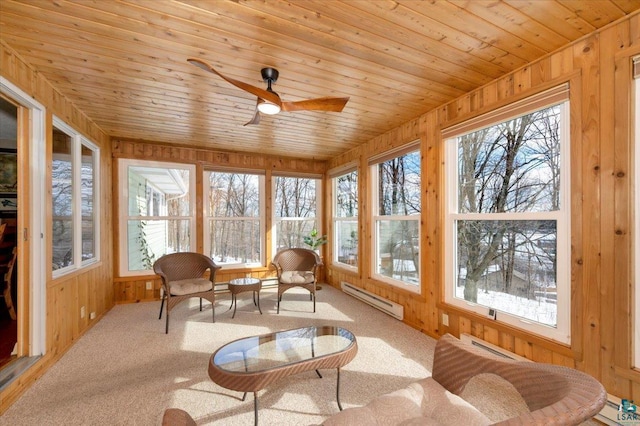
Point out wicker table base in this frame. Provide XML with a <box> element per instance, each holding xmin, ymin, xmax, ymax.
<box><xmin>227</xmin><ymin>278</ymin><xmax>262</xmax><ymax>319</ymax></box>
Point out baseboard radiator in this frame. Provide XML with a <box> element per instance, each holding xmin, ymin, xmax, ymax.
<box><xmin>460</xmin><ymin>333</ymin><xmax>620</xmax><ymax>424</ymax></box>
<box><xmin>341</xmin><ymin>281</ymin><xmax>403</xmax><ymax>320</ymax></box>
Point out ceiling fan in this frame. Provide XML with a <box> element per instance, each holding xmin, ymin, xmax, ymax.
<box><xmin>187</xmin><ymin>58</ymin><xmax>349</xmax><ymax>126</ymax></box>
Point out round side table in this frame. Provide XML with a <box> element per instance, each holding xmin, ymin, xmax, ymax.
<box><xmin>227</xmin><ymin>278</ymin><xmax>262</xmax><ymax>318</ymax></box>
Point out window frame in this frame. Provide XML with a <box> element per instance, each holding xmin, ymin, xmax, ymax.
<box><xmin>443</xmin><ymin>88</ymin><xmax>572</xmax><ymax>345</ymax></box>
<box><xmin>117</xmin><ymin>159</ymin><xmax>196</xmax><ymax>277</ymax></box>
<box><xmin>203</xmin><ymin>168</ymin><xmax>265</xmax><ymax>269</ymax></box>
<box><xmin>633</xmin><ymin>56</ymin><xmax>640</xmax><ymax>367</ymax></box>
<box><xmin>369</xmin><ymin>142</ymin><xmax>421</xmax><ymax>292</ymax></box>
<box><xmin>330</xmin><ymin>165</ymin><xmax>358</xmax><ymax>271</ymax></box>
<box><xmin>51</xmin><ymin>116</ymin><xmax>100</xmax><ymax>278</ymax></box>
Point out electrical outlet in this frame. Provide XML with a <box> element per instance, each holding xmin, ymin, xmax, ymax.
<box><xmin>146</xmin><ymin>281</ymin><xmax>153</xmax><ymax>290</ymax></box>
<box><xmin>442</xmin><ymin>313</ymin><xmax>449</xmax><ymax>327</ymax></box>
<box><xmin>80</xmin><ymin>306</ymin><xmax>85</xmax><ymax>319</ymax></box>
<box><xmin>90</xmin><ymin>312</ymin><xmax>96</xmax><ymax>320</ymax></box>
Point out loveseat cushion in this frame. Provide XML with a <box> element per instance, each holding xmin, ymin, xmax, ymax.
<box><xmin>168</xmin><ymin>278</ymin><xmax>213</xmax><ymax>295</ymax></box>
<box><xmin>322</xmin><ymin>377</ymin><xmax>491</xmax><ymax>426</ymax></box>
<box><xmin>280</xmin><ymin>270</ymin><xmax>315</xmax><ymax>284</ymax></box>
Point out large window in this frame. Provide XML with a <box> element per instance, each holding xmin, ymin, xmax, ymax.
<box><xmin>118</xmin><ymin>159</ymin><xmax>195</xmax><ymax>276</ymax></box>
<box><xmin>332</xmin><ymin>167</ymin><xmax>358</xmax><ymax>269</ymax></box>
<box><xmin>444</xmin><ymin>85</ymin><xmax>570</xmax><ymax>344</ymax></box>
<box><xmin>273</xmin><ymin>175</ymin><xmax>322</xmax><ymax>251</ymax></box>
<box><xmin>52</xmin><ymin>118</ymin><xmax>99</xmax><ymax>276</ymax></box>
<box><xmin>204</xmin><ymin>170</ymin><xmax>264</xmax><ymax>268</ymax></box>
<box><xmin>370</xmin><ymin>143</ymin><xmax>421</xmax><ymax>290</ymax></box>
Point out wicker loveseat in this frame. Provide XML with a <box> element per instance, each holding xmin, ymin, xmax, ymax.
<box><xmin>323</xmin><ymin>333</ymin><xmax>607</xmax><ymax>426</ymax></box>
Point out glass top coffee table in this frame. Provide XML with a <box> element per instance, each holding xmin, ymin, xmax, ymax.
<box><xmin>209</xmin><ymin>326</ymin><xmax>358</xmax><ymax>425</ymax></box>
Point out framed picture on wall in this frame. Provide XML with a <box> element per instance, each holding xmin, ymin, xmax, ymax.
<box><xmin>0</xmin><ymin>149</ymin><xmax>18</xmax><ymax>193</ymax></box>
<box><xmin>0</xmin><ymin>193</ymin><xmax>17</xmax><ymax>211</ymax></box>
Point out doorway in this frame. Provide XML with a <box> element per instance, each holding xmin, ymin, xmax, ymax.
<box><xmin>0</xmin><ymin>96</ymin><xmax>18</xmax><ymax>369</ymax></box>
<box><xmin>0</xmin><ymin>78</ymin><xmax>46</xmax><ymax>387</ymax></box>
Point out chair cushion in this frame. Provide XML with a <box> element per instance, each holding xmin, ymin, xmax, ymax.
<box><xmin>322</xmin><ymin>377</ymin><xmax>491</xmax><ymax>426</ymax></box>
<box><xmin>168</xmin><ymin>278</ymin><xmax>213</xmax><ymax>295</ymax></box>
<box><xmin>280</xmin><ymin>270</ymin><xmax>315</xmax><ymax>284</ymax></box>
<box><xmin>458</xmin><ymin>373</ymin><xmax>529</xmax><ymax>422</ymax></box>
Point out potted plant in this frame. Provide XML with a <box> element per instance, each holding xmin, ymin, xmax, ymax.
<box><xmin>303</xmin><ymin>228</ymin><xmax>328</xmax><ymax>251</ymax></box>
<box><xmin>303</xmin><ymin>229</ymin><xmax>327</xmax><ymax>289</ymax></box>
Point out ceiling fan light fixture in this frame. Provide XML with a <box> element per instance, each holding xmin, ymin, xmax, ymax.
<box><xmin>257</xmin><ymin>98</ymin><xmax>281</xmax><ymax>115</ymax></box>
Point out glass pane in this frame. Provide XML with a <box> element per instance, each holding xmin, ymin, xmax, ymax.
<box><xmin>375</xmin><ymin>219</ymin><xmax>419</xmax><ymax>284</ymax></box>
<box><xmin>81</xmin><ymin>145</ymin><xmax>95</xmax><ymax>261</ymax></box>
<box><xmin>335</xmin><ymin>220</ymin><xmax>358</xmax><ymax>266</ymax></box>
<box><xmin>127</xmin><ymin>219</ymin><xmax>191</xmax><ymax>271</ymax></box>
<box><xmin>127</xmin><ymin>166</ymin><xmax>190</xmax><ymax>216</ymax></box>
<box><xmin>336</xmin><ymin>171</ymin><xmax>358</xmax><ymax>218</ymax></box>
<box><xmin>208</xmin><ymin>219</ymin><xmax>261</xmax><ymax>265</ymax></box>
<box><xmin>455</xmin><ymin>220</ymin><xmax>557</xmax><ymax>327</ymax></box>
<box><xmin>274</xmin><ymin>176</ymin><xmax>317</xmax><ymax>219</ymax></box>
<box><xmin>208</xmin><ymin>172</ymin><xmax>260</xmax><ymax>217</ymax></box>
<box><xmin>52</xmin><ymin>127</ymin><xmax>73</xmax><ymax>270</ymax></box>
<box><xmin>457</xmin><ymin>105</ymin><xmax>561</xmax><ymax>214</ymax></box>
<box><xmin>276</xmin><ymin>219</ymin><xmax>316</xmax><ymax>251</ymax></box>
<box><xmin>378</xmin><ymin>151</ymin><xmax>421</xmax><ymax>216</ymax></box>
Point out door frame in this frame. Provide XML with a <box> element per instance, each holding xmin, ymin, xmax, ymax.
<box><xmin>1</xmin><ymin>77</ymin><xmax>46</xmax><ymax>357</ymax></box>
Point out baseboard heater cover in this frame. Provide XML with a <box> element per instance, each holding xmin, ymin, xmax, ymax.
<box><xmin>341</xmin><ymin>281</ymin><xmax>404</xmax><ymax>320</ymax></box>
<box><xmin>460</xmin><ymin>333</ymin><xmax>619</xmax><ymax>424</ymax></box>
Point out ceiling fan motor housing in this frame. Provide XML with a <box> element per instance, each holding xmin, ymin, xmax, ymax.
<box><xmin>261</xmin><ymin>67</ymin><xmax>279</xmax><ymax>84</ymax></box>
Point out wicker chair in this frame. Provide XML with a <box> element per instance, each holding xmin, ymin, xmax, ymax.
<box><xmin>153</xmin><ymin>252</ymin><xmax>221</xmax><ymax>334</ymax></box>
<box><xmin>324</xmin><ymin>333</ymin><xmax>607</xmax><ymax>425</ymax></box>
<box><xmin>432</xmin><ymin>334</ymin><xmax>607</xmax><ymax>425</ymax></box>
<box><xmin>162</xmin><ymin>408</ymin><xmax>196</xmax><ymax>426</ymax></box>
<box><xmin>271</xmin><ymin>248</ymin><xmax>322</xmax><ymax>314</ymax></box>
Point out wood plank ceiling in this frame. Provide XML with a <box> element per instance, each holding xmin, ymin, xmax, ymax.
<box><xmin>1</xmin><ymin>0</ymin><xmax>639</xmax><ymax>160</ymax></box>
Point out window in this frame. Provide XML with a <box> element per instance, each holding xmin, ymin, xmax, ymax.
<box><xmin>444</xmin><ymin>85</ymin><xmax>570</xmax><ymax>344</ymax></box>
<box><xmin>273</xmin><ymin>175</ymin><xmax>322</xmax><ymax>251</ymax></box>
<box><xmin>332</xmin><ymin>167</ymin><xmax>358</xmax><ymax>269</ymax></box>
<box><xmin>118</xmin><ymin>159</ymin><xmax>195</xmax><ymax>276</ymax></box>
<box><xmin>370</xmin><ymin>143</ymin><xmax>421</xmax><ymax>290</ymax></box>
<box><xmin>52</xmin><ymin>118</ymin><xmax>99</xmax><ymax>276</ymax></box>
<box><xmin>204</xmin><ymin>170</ymin><xmax>264</xmax><ymax>268</ymax></box>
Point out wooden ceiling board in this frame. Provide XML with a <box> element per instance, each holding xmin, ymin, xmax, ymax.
<box><xmin>1</xmin><ymin>0</ymin><xmax>639</xmax><ymax>161</ymax></box>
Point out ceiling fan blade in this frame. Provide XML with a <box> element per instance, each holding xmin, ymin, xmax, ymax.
<box><xmin>187</xmin><ymin>58</ymin><xmax>282</xmax><ymax>106</ymax></box>
<box><xmin>281</xmin><ymin>97</ymin><xmax>349</xmax><ymax>113</ymax></box>
<box><xmin>243</xmin><ymin>102</ymin><xmax>261</xmax><ymax>126</ymax></box>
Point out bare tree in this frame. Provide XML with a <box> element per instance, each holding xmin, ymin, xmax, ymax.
<box><xmin>457</xmin><ymin>106</ymin><xmax>561</xmax><ymax>303</ymax></box>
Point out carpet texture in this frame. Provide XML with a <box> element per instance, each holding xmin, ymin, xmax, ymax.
<box><xmin>2</xmin><ymin>286</ymin><xmax>437</xmax><ymax>425</ymax></box>
<box><xmin>0</xmin><ymin>286</ymin><xmax>602</xmax><ymax>425</ymax></box>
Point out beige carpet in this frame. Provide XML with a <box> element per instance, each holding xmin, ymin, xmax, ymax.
<box><xmin>2</xmin><ymin>286</ymin><xmax>438</xmax><ymax>425</ymax></box>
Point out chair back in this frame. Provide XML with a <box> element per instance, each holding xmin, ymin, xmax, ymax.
<box><xmin>272</xmin><ymin>248</ymin><xmax>321</xmax><ymax>272</ymax></box>
<box><xmin>153</xmin><ymin>252</ymin><xmax>220</xmax><ymax>282</ymax></box>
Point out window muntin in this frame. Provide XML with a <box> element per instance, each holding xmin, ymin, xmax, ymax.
<box><xmin>204</xmin><ymin>170</ymin><xmax>264</xmax><ymax>268</ymax></box>
<box><xmin>445</xmin><ymin>97</ymin><xmax>570</xmax><ymax>344</ymax></box>
<box><xmin>119</xmin><ymin>160</ymin><xmax>195</xmax><ymax>276</ymax></box>
<box><xmin>273</xmin><ymin>176</ymin><xmax>321</xmax><ymax>251</ymax></box>
<box><xmin>333</xmin><ymin>170</ymin><xmax>358</xmax><ymax>268</ymax></box>
<box><xmin>52</xmin><ymin>118</ymin><xmax>99</xmax><ymax>276</ymax></box>
<box><xmin>371</xmin><ymin>146</ymin><xmax>421</xmax><ymax>290</ymax></box>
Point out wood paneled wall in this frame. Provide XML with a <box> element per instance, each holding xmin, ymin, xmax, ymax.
<box><xmin>0</xmin><ymin>41</ymin><xmax>114</xmax><ymax>412</ymax></box>
<box><xmin>111</xmin><ymin>138</ymin><xmax>327</xmax><ymax>302</ymax></box>
<box><xmin>325</xmin><ymin>14</ymin><xmax>640</xmax><ymax>398</ymax></box>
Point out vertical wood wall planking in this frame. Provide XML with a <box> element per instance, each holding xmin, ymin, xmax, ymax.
<box><xmin>323</xmin><ymin>12</ymin><xmax>640</xmax><ymax>397</ymax></box>
<box><xmin>0</xmin><ymin>41</ymin><xmax>114</xmax><ymax>412</ymax></box>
